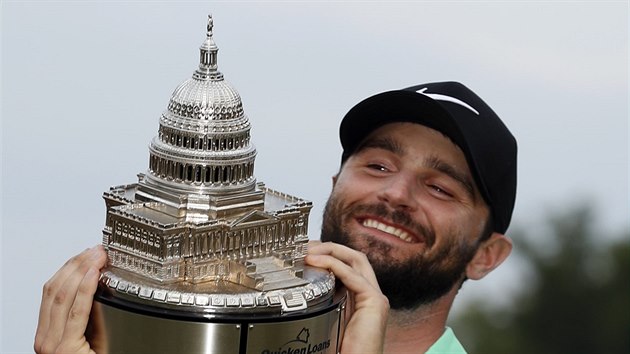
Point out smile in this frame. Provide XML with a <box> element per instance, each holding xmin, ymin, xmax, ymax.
<box><xmin>361</xmin><ymin>218</ymin><xmax>418</xmax><ymax>243</ymax></box>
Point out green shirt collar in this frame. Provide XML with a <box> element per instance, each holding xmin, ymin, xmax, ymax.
<box><xmin>425</xmin><ymin>327</ymin><xmax>467</xmax><ymax>354</ymax></box>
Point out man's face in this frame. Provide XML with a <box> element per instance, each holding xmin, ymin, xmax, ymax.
<box><xmin>321</xmin><ymin>122</ymin><xmax>491</xmax><ymax>310</ymax></box>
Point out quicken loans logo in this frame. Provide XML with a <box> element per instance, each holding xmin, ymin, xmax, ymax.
<box><xmin>260</xmin><ymin>327</ymin><xmax>331</xmax><ymax>354</ymax></box>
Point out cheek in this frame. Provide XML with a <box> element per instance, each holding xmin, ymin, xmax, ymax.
<box><xmin>424</xmin><ymin>206</ymin><xmax>485</xmax><ymax>245</ymax></box>
<box><xmin>421</xmin><ymin>200</ymin><xmax>459</xmax><ymax>226</ymax></box>
<box><xmin>332</xmin><ymin>172</ymin><xmax>378</xmax><ymax>203</ymax></box>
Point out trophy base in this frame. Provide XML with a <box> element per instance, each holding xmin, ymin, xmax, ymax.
<box><xmin>88</xmin><ymin>266</ymin><xmax>346</xmax><ymax>354</ymax></box>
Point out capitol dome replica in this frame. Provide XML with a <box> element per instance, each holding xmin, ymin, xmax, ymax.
<box><xmin>99</xmin><ymin>16</ymin><xmax>326</xmax><ymax>302</ymax></box>
<box><xmin>92</xmin><ymin>16</ymin><xmax>343</xmax><ymax>354</ymax></box>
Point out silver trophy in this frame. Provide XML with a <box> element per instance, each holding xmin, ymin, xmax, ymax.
<box><xmin>88</xmin><ymin>15</ymin><xmax>345</xmax><ymax>354</ymax></box>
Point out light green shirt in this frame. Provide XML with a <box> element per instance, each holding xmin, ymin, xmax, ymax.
<box><xmin>425</xmin><ymin>327</ymin><xmax>467</xmax><ymax>354</ymax></box>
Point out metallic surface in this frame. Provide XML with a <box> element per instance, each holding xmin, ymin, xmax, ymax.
<box><xmin>88</xmin><ymin>14</ymin><xmax>344</xmax><ymax>353</ymax></box>
<box><xmin>91</xmin><ymin>289</ymin><xmax>345</xmax><ymax>354</ymax></box>
<box><xmin>99</xmin><ymin>266</ymin><xmax>336</xmax><ymax>315</ymax></box>
<box><xmin>90</xmin><ymin>303</ymin><xmax>242</xmax><ymax>354</ymax></box>
<box><xmin>100</xmin><ymin>14</ymin><xmax>313</xmax><ymax>291</ymax></box>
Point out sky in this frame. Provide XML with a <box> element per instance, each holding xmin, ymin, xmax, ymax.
<box><xmin>1</xmin><ymin>1</ymin><xmax>628</xmax><ymax>352</ymax></box>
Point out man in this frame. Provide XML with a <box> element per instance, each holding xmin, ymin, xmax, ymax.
<box><xmin>306</xmin><ymin>81</ymin><xmax>516</xmax><ymax>353</ymax></box>
<box><xmin>35</xmin><ymin>81</ymin><xmax>516</xmax><ymax>354</ymax></box>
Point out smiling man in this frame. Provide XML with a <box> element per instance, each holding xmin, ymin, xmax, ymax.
<box><xmin>34</xmin><ymin>81</ymin><xmax>515</xmax><ymax>354</ymax></box>
<box><xmin>306</xmin><ymin>81</ymin><xmax>517</xmax><ymax>353</ymax></box>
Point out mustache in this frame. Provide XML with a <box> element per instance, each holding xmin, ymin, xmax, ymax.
<box><xmin>345</xmin><ymin>203</ymin><xmax>436</xmax><ymax>247</ymax></box>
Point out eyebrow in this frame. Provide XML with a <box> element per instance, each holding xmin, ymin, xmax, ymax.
<box><xmin>355</xmin><ymin>136</ymin><xmax>405</xmax><ymax>156</ymax></box>
<box><xmin>425</xmin><ymin>155</ymin><xmax>476</xmax><ymax>201</ymax></box>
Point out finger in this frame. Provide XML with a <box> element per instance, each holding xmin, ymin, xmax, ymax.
<box><xmin>36</xmin><ymin>246</ymin><xmax>106</xmax><ymax>352</ymax></box>
<box><xmin>47</xmin><ymin>248</ymin><xmax>106</xmax><ymax>345</ymax></box>
<box><xmin>307</xmin><ymin>240</ymin><xmax>322</xmax><ymax>248</ymax></box>
<box><xmin>306</xmin><ymin>253</ymin><xmax>381</xmax><ymax>294</ymax></box>
<box><xmin>307</xmin><ymin>242</ymin><xmax>379</xmax><ymax>287</ymax></box>
<box><xmin>35</xmin><ymin>247</ymin><xmax>94</xmax><ymax>351</ymax></box>
<box><xmin>59</xmin><ymin>267</ymin><xmax>100</xmax><ymax>351</ymax></box>
<box><xmin>306</xmin><ymin>253</ymin><xmax>388</xmax><ymax>332</ymax></box>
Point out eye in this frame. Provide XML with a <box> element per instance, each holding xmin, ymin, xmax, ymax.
<box><xmin>428</xmin><ymin>184</ymin><xmax>454</xmax><ymax>199</ymax></box>
<box><xmin>367</xmin><ymin>163</ymin><xmax>389</xmax><ymax>172</ymax></box>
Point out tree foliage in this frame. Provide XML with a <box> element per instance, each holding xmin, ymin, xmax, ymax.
<box><xmin>453</xmin><ymin>204</ymin><xmax>630</xmax><ymax>353</ymax></box>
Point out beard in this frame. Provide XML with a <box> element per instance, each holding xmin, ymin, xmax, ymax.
<box><xmin>321</xmin><ymin>192</ymin><xmax>480</xmax><ymax>310</ymax></box>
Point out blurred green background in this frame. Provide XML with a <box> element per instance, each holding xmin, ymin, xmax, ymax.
<box><xmin>452</xmin><ymin>204</ymin><xmax>629</xmax><ymax>353</ymax></box>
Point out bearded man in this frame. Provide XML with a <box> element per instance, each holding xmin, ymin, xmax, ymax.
<box><xmin>34</xmin><ymin>81</ymin><xmax>515</xmax><ymax>354</ymax></box>
<box><xmin>306</xmin><ymin>81</ymin><xmax>517</xmax><ymax>353</ymax></box>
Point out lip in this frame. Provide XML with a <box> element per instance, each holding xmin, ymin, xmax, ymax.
<box><xmin>355</xmin><ymin>216</ymin><xmax>424</xmax><ymax>244</ymax></box>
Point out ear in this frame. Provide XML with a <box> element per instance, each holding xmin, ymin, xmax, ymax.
<box><xmin>331</xmin><ymin>174</ymin><xmax>338</xmax><ymax>186</ymax></box>
<box><xmin>466</xmin><ymin>232</ymin><xmax>512</xmax><ymax>280</ymax></box>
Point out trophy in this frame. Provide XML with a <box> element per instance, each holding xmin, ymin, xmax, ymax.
<box><xmin>89</xmin><ymin>15</ymin><xmax>346</xmax><ymax>354</ymax></box>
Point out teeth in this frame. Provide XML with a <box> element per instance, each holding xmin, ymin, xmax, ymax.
<box><xmin>362</xmin><ymin>219</ymin><xmax>413</xmax><ymax>243</ymax></box>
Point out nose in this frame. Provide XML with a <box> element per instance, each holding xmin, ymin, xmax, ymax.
<box><xmin>377</xmin><ymin>173</ymin><xmax>418</xmax><ymax>211</ymax></box>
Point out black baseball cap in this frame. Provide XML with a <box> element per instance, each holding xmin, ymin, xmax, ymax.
<box><xmin>340</xmin><ymin>81</ymin><xmax>517</xmax><ymax>234</ymax></box>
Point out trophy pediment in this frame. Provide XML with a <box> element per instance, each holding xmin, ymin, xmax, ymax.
<box><xmin>230</xmin><ymin>210</ymin><xmax>277</xmax><ymax>228</ymax></box>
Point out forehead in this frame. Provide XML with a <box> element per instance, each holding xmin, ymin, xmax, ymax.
<box><xmin>359</xmin><ymin>122</ymin><xmax>467</xmax><ymax>164</ymax></box>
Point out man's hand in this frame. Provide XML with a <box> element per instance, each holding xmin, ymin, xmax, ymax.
<box><xmin>34</xmin><ymin>245</ymin><xmax>107</xmax><ymax>354</ymax></box>
<box><xmin>306</xmin><ymin>241</ymin><xmax>389</xmax><ymax>354</ymax></box>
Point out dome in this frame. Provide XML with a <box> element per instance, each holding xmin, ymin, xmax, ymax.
<box><xmin>143</xmin><ymin>14</ymin><xmax>258</xmax><ymax>197</ymax></box>
<box><xmin>167</xmin><ymin>79</ymin><xmax>244</xmax><ymax>121</ymax></box>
